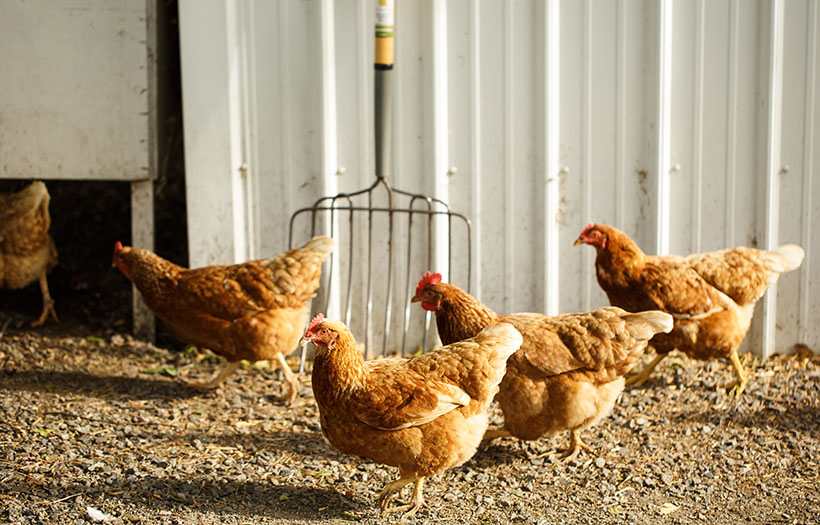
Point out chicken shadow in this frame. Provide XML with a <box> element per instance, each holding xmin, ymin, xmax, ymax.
<box><xmin>467</xmin><ymin>439</ymin><xmax>549</xmax><ymax>468</ymax></box>
<box><xmin>155</xmin><ymin>429</ymin><xmax>343</xmax><ymax>460</ymax></box>
<box><xmin>683</xmin><ymin>404</ymin><xmax>820</xmax><ymax>433</ymax></box>
<box><xmin>5</xmin><ymin>476</ymin><xmax>363</xmax><ymax>521</ymax></box>
<box><xmin>0</xmin><ymin>369</ymin><xmax>201</xmax><ymax>401</ymax></box>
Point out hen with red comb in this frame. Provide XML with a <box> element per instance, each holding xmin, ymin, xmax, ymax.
<box><xmin>304</xmin><ymin>313</ymin><xmax>325</xmax><ymax>340</ymax></box>
<box><xmin>412</xmin><ymin>272</ymin><xmax>444</xmax><ymax>311</ymax></box>
<box><xmin>111</xmin><ymin>235</ymin><xmax>333</xmax><ymax>402</ymax></box>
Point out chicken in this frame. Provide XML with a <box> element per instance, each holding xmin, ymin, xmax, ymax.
<box><xmin>574</xmin><ymin>223</ymin><xmax>805</xmax><ymax>398</ymax></box>
<box><xmin>413</xmin><ymin>272</ymin><xmax>672</xmax><ymax>460</ymax></box>
<box><xmin>0</xmin><ymin>181</ymin><xmax>58</xmax><ymax>326</ymax></box>
<box><xmin>305</xmin><ymin>313</ymin><xmax>522</xmax><ymax>518</ymax></box>
<box><xmin>113</xmin><ymin>236</ymin><xmax>332</xmax><ymax>400</ymax></box>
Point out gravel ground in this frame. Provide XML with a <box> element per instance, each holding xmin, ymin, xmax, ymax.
<box><xmin>1</xmin><ymin>318</ymin><xmax>818</xmax><ymax>524</ymax></box>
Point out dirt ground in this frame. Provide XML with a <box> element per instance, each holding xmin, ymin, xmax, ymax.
<box><xmin>0</xmin><ymin>315</ymin><xmax>818</xmax><ymax>525</ymax></box>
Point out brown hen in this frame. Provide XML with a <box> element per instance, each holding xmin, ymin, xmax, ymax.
<box><xmin>0</xmin><ymin>181</ymin><xmax>58</xmax><ymax>326</ymax></box>
<box><xmin>575</xmin><ymin>223</ymin><xmax>804</xmax><ymax>397</ymax></box>
<box><xmin>305</xmin><ymin>314</ymin><xmax>522</xmax><ymax>518</ymax></box>
<box><xmin>413</xmin><ymin>273</ymin><xmax>672</xmax><ymax>460</ymax></box>
<box><xmin>113</xmin><ymin>236</ymin><xmax>332</xmax><ymax>400</ymax></box>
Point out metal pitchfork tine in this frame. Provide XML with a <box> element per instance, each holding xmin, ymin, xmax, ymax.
<box><xmin>289</xmin><ymin>0</ymin><xmax>471</xmax><ymax>371</ymax></box>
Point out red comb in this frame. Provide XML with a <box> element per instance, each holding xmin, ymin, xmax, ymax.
<box><xmin>114</xmin><ymin>241</ymin><xmax>124</xmax><ymax>254</ymax></box>
<box><xmin>415</xmin><ymin>271</ymin><xmax>442</xmax><ymax>298</ymax></box>
<box><xmin>305</xmin><ymin>313</ymin><xmax>325</xmax><ymax>338</ymax></box>
<box><xmin>579</xmin><ymin>223</ymin><xmax>598</xmax><ymax>236</ymax></box>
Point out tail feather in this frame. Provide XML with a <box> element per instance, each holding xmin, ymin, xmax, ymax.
<box><xmin>765</xmin><ymin>244</ymin><xmax>805</xmax><ymax>274</ymax></box>
<box><xmin>622</xmin><ymin>310</ymin><xmax>674</xmax><ymax>340</ymax></box>
<box><xmin>301</xmin><ymin>235</ymin><xmax>334</xmax><ymax>256</ymax></box>
<box><xmin>472</xmin><ymin>322</ymin><xmax>524</xmax><ymax>362</ymax></box>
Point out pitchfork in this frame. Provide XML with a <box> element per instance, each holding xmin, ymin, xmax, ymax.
<box><xmin>289</xmin><ymin>0</ymin><xmax>471</xmax><ymax>371</ymax></box>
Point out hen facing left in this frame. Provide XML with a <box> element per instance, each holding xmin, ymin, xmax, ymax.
<box><xmin>113</xmin><ymin>236</ymin><xmax>332</xmax><ymax>400</ymax></box>
<box><xmin>306</xmin><ymin>314</ymin><xmax>522</xmax><ymax>518</ymax></box>
<box><xmin>413</xmin><ymin>273</ymin><xmax>672</xmax><ymax>459</ymax></box>
<box><xmin>0</xmin><ymin>181</ymin><xmax>58</xmax><ymax>326</ymax></box>
<box><xmin>575</xmin><ymin>223</ymin><xmax>805</xmax><ymax>398</ymax></box>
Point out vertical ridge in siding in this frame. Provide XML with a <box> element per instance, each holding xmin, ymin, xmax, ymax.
<box><xmin>654</xmin><ymin>0</ymin><xmax>673</xmax><ymax>255</ymax></box>
<box><xmin>504</xmin><ymin>0</ymin><xmax>515</xmax><ymax>312</ymax></box>
<box><xmin>318</xmin><ymin>0</ymin><xmax>340</xmax><ymax>319</ymax></box>
<box><xmin>725</xmin><ymin>0</ymin><xmax>739</xmax><ymax>247</ymax></box>
<box><xmin>428</xmin><ymin>0</ymin><xmax>449</xmax><ymax>280</ymax></box>
<box><xmin>800</xmin><ymin>0</ymin><xmax>817</xmax><ymax>343</ymax></box>
<box><xmin>615</xmin><ymin>0</ymin><xmax>626</xmax><ymax>231</ymax></box>
<box><xmin>581</xmin><ymin>0</ymin><xmax>592</xmax><ymax>312</ymax></box>
<box><xmin>470</xmin><ymin>0</ymin><xmax>482</xmax><ymax>299</ymax></box>
<box><xmin>690</xmin><ymin>0</ymin><xmax>704</xmax><ymax>254</ymax></box>
<box><xmin>357</xmin><ymin>0</ymin><xmax>371</xmax><ymax>187</ymax></box>
<box><xmin>541</xmin><ymin>0</ymin><xmax>560</xmax><ymax>315</ymax></box>
<box><xmin>762</xmin><ymin>0</ymin><xmax>785</xmax><ymax>359</ymax></box>
<box><xmin>237</xmin><ymin>0</ymin><xmax>258</xmax><ymax>260</ymax></box>
<box><xmin>277</xmin><ymin>0</ymin><xmax>293</xmax><ymax>243</ymax></box>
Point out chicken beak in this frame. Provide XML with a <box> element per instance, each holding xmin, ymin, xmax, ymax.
<box><xmin>410</xmin><ymin>295</ymin><xmax>421</xmax><ymax>303</ymax></box>
<box><xmin>573</xmin><ymin>237</ymin><xmax>583</xmax><ymax>246</ymax></box>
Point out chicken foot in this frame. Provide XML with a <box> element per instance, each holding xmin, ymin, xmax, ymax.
<box><xmin>31</xmin><ymin>273</ymin><xmax>58</xmax><ymax>327</ymax></box>
<box><xmin>185</xmin><ymin>361</ymin><xmax>241</xmax><ymax>390</ymax></box>
<box><xmin>275</xmin><ymin>352</ymin><xmax>300</xmax><ymax>405</ymax></box>
<box><xmin>553</xmin><ymin>429</ymin><xmax>593</xmax><ymax>462</ymax></box>
<box><xmin>721</xmin><ymin>348</ymin><xmax>749</xmax><ymax>399</ymax></box>
<box><xmin>378</xmin><ymin>475</ymin><xmax>425</xmax><ymax>519</ymax></box>
<box><xmin>625</xmin><ymin>352</ymin><xmax>667</xmax><ymax>387</ymax></box>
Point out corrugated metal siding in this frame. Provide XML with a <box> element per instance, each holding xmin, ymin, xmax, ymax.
<box><xmin>180</xmin><ymin>0</ymin><xmax>819</xmax><ymax>356</ymax></box>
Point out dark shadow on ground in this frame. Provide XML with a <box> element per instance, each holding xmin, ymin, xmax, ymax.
<box><xmin>152</xmin><ymin>429</ymin><xmax>341</xmax><ymax>459</ymax></box>
<box><xmin>684</xmin><ymin>404</ymin><xmax>820</xmax><ymax>433</ymax></box>
<box><xmin>0</xmin><ymin>369</ymin><xmax>201</xmax><ymax>401</ymax></box>
<box><xmin>5</xmin><ymin>477</ymin><xmax>362</xmax><ymax>521</ymax></box>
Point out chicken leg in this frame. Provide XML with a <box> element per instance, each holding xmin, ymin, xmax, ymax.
<box><xmin>186</xmin><ymin>361</ymin><xmax>241</xmax><ymax>390</ymax></box>
<box><xmin>31</xmin><ymin>273</ymin><xmax>58</xmax><ymax>327</ymax></box>
<box><xmin>721</xmin><ymin>348</ymin><xmax>749</xmax><ymax>399</ymax></box>
<box><xmin>275</xmin><ymin>352</ymin><xmax>300</xmax><ymax>405</ymax></box>
<box><xmin>553</xmin><ymin>429</ymin><xmax>593</xmax><ymax>462</ymax></box>
<box><xmin>625</xmin><ymin>352</ymin><xmax>667</xmax><ymax>387</ymax></box>
<box><xmin>378</xmin><ymin>475</ymin><xmax>425</xmax><ymax>519</ymax></box>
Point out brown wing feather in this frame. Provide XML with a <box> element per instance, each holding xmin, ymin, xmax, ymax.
<box><xmin>173</xmin><ymin>237</ymin><xmax>332</xmax><ymax>322</ymax></box>
<box><xmin>684</xmin><ymin>248</ymin><xmax>774</xmax><ymax>305</ymax></box>
<box><xmin>639</xmin><ymin>260</ymin><xmax>725</xmax><ymax>317</ymax></box>
<box><xmin>352</xmin><ymin>352</ymin><xmax>472</xmax><ymax>431</ymax></box>
<box><xmin>504</xmin><ymin>308</ymin><xmax>666</xmax><ymax>377</ymax></box>
<box><xmin>351</xmin><ymin>324</ymin><xmax>521</xmax><ymax>430</ymax></box>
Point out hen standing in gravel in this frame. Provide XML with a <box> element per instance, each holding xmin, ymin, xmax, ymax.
<box><xmin>113</xmin><ymin>236</ymin><xmax>332</xmax><ymax>401</ymax></box>
<box><xmin>305</xmin><ymin>314</ymin><xmax>522</xmax><ymax>519</ymax></box>
<box><xmin>413</xmin><ymin>272</ymin><xmax>673</xmax><ymax>459</ymax></box>
<box><xmin>0</xmin><ymin>181</ymin><xmax>58</xmax><ymax>326</ymax></box>
<box><xmin>575</xmin><ymin>223</ymin><xmax>804</xmax><ymax>398</ymax></box>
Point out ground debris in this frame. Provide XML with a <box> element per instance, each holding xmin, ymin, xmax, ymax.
<box><xmin>0</xmin><ymin>329</ymin><xmax>818</xmax><ymax>524</ymax></box>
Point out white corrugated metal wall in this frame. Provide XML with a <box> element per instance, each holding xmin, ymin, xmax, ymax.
<box><xmin>179</xmin><ymin>0</ymin><xmax>819</xmax><ymax>357</ymax></box>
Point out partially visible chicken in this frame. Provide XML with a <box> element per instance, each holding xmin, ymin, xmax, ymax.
<box><xmin>575</xmin><ymin>223</ymin><xmax>805</xmax><ymax>397</ymax></box>
<box><xmin>413</xmin><ymin>272</ymin><xmax>672</xmax><ymax>459</ymax></box>
<box><xmin>0</xmin><ymin>181</ymin><xmax>58</xmax><ymax>326</ymax></box>
<box><xmin>305</xmin><ymin>313</ymin><xmax>522</xmax><ymax>518</ymax></box>
<box><xmin>113</xmin><ymin>236</ymin><xmax>332</xmax><ymax>400</ymax></box>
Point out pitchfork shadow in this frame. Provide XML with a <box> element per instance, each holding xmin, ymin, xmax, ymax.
<box><xmin>0</xmin><ymin>369</ymin><xmax>201</xmax><ymax>400</ymax></box>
